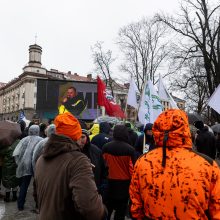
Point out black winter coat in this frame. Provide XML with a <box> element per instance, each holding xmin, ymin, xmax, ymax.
<box><xmin>82</xmin><ymin>136</ymin><xmax>108</xmax><ymax>191</ymax></box>
<box><xmin>195</xmin><ymin>127</ymin><xmax>216</xmax><ymax>159</ymax></box>
<box><xmin>91</xmin><ymin>122</ymin><xmax>112</xmax><ymax>150</ymax></box>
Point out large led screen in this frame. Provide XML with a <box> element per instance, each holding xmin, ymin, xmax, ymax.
<box><xmin>36</xmin><ymin>79</ymin><xmax>99</xmax><ymax>120</ymax></box>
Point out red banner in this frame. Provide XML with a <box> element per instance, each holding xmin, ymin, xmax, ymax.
<box><xmin>97</xmin><ymin>76</ymin><xmax>125</xmax><ymax>118</ymax></box>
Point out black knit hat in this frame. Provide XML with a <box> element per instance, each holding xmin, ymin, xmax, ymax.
<box><xmin>144</xmin><ymin>123</ymin><xmax>153</xmax><ymax>132</ymax></box>
<box><xmin>194</xmin><ymin>121</ymin><xmax>204</xmax><ymax>130</ymax></box>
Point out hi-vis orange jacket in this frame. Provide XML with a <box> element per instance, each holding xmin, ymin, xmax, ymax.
<box><xmin>129</xmin><ymin>109</ymin><xmax>220</xmax><ymax>220</ymax></box>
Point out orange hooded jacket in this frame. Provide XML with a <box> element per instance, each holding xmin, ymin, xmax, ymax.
<box><xmin>129</xmin><ymin>109</ymin><xmax>220</xmax><ymax>220</ymax></box>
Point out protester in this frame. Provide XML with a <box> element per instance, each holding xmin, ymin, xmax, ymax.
<box><xmin>32</xmin><ymin>124</ymin><xmax>56</xmax><ymax>171</ymax></box>
<box><xmin>189</xmin><ymin>124</ymin><xmax>197</xmax><ymax>150</ymax></box>
<box><xmin>18</xmin><ymin>120</ymin><xmax>27</xmax><ymax>139</ymax></box>
<box><xmin>134</xmin><ymin>123</ymin><xmax>155</xmax><ymax>160</ymax></box>
<box><xmin>0</xmin><ymin>152</ymin><xmax>3</xmax><ymax>193</ymax></box>
<box><xmin>91</xmin><ymin>122</ymin><xmax>112</xmax><ymax>149</ymax></box>
<box><xmin>39</xmin><ymin>123</ymin><xmax>47</xmax><ymax>138</ymax></box>
<box><xmin>0</xmin><ymin>122</ymin><xmax>22</xmax><ymax>202</ymax></box>
<box><xmin>76</xmin><ymin>128</ymin><xmax>108</xmax><ymax>198</ymax></box>
<box><xmin>89</xmin><ymin>123</ymin><xmax>100</xmax><ymax>141</ymax></box>
<box><xmin>194</xmin><ymin>120</ymin><xmax>216</xmax><ymax>159</ymax></box>
<box><xmin>102</xmin><ymin>124</ymin><xmax>135</xmax><ymax>220</ymax></box>
<box><xmin>13</xmin><ymin>125</ymin><xmax>43</xmax><ymax>211</ymax></box>
<box><xmin>125</xmin><ymin>122</ymin><xmax>138</xmax><ymax>147</ymax></box>
<box><xmin>214</xmin><ymin>132</ymin><xmax>220</xmax><ymax>158</ymax></box>
<box><xmin>130</xmin><ymin>109</ymin><xmax>220</xmax><ymax>219</ymax></box>
<box><xmin>34</xmin><ymin>112</ymin><xmax>106</xmax><ymax>220</ymax></box>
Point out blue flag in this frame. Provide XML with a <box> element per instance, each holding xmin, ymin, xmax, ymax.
<box><xmin>19</xmin><ymin>110</ymin><xmax>25</xmax><ymax>121</ymax></box>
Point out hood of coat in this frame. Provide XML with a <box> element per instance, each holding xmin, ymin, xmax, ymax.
<box><xmin>153</xmin><ymin>109</ymin><xmax>192</xmax><ymax>149</ymax></box>
<box><xmin>28</xmin><ymin>125</ymin><xmax>40</xmax><ymax>136</ymax></box>
<box><xmin>81</xmin><ymin>132</ymin><xmax>92</xmax><ymax>157</ymax></box>
<box><xmin>113</xmin><ymin>125</ymin><xmax>129</xmax><ymax>143</ymax></box>
<box><xmin>89</xmin><ymin>123</ymin><xmax>100</xmax><ymax>135</ymax></box>
<box><xmin>99</xmin><ymin>122</ymin><xmax>111</xmax><ymax>134</ymax></box>
<box><xmin>45</xmin><ymin>124</ymin><xmax>56</xmax><ymax>137</ymax></box>
<box><xmin>43</xmin><ymin>134</ymin><xmax>81</xmax><ymax>159</ymax></box>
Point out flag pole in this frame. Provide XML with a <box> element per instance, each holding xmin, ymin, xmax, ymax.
<box><xmin>123</xmin><ymin>103</ymin><xmax>128</xmax><ymax>122</ymax></box>
<box><xmin>101</xmin><ymin>106</ymin><xmax>105</xmax><ymax>116</ymax></box>
<box><xmin>96</xmin><ymin>105</ymin><xmax>99</xmax><ymax>118</ymax></box>
<box><xmin>136</xmin><ymin>75</ymin><xmax>148</xmax><ymax>121</ymax></box>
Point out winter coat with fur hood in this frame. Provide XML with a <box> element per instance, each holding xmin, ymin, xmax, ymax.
<box><xmin>34</xmin><ymin>134</ymin><xmax>106</xmax><ymax>220</ymax></box>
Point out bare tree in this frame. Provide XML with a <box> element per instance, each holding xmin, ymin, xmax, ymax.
<box><xmin>157</xmin><ymin>0</ymin><xmax>220</xmax><ymax>121</ymax></box>
<box><xmin>171</xmin><ymin>58</ymin><xmax>208</xmax><ymax>114</ymax></box>
<box><xmin>91</xmin><ymin>41</ymin><xmax>115</xmax><ymax>97</ymax></box>
<box><xmin>118</xmin><ymin>17</ymin><xmax>169</xmax><ymax>92</ymax></box>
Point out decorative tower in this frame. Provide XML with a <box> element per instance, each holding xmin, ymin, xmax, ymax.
<box><xmin>23</xmin><ymin>44</ymin><xmax>46</xmax><ymax>74</ymax></box>
<box><xmin>28</xmin><ymin>44</ymin><xmax>42</xmax><ymax>67</ymax></box>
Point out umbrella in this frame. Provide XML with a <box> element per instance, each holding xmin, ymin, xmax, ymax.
<box><xmin>0</xmin><ymin>121</ymin><xmax>21</xmax><ymax>147</ymax></box>
<box><xmin>93</xmin><ymin>116</ymin><xmax>121</xmax><ymax>125</ymax></box>
<box><xmin>187</xmin><ymin>113</ymin><xmax>203</xmax><ymax>124</ymax></box>
<box><xmin>211</xmin><ymin>124</ymin><xmax>220</xmax><ymax>133</ymax></box>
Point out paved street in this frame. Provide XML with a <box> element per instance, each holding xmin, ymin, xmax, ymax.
<box><xmin>0</xmin><ymin>180</ymin><xmax>37</xmax><ymax>220</ymax></box>
<box><xmin>0</xmin><ymin>180</ymin><xmax>131</xmax><ymax>220</ymax></box>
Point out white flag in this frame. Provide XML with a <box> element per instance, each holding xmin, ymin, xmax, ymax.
<box><xmin>208</xmin><ymin>84</ymin><xmax>220</xmax><ymax>114</ymax></box>
<box><xmin>127</xmin><ymin>77</ymin><xmax>139</xmax><ymax>109</ymax></box>
<box><xmin>138</xmin><ymin>80</ymin><xmax>163</xmax><ymax>124</ymax></box>
<box><xmin>158</xmin><ymin>75</ymin><xmax>178</xmax><ymax>109</ymax></box>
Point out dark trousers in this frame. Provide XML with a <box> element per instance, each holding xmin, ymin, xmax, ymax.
<box><xmin>17</xmin><ymin>175</ymin><xmax>32</xmax><ymax>209</ymax></box>
<box><xmin>0</xmin><ymin>166</ymin><xmax>2</xmax><ymax>187</ymax></box>
<box><xmin>106</xmin><ymin>198</ymin><xmax>128</xmax><ymax>220</ymax></box>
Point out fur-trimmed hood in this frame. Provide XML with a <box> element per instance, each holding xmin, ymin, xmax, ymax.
<box><xmin>43</xmin><ymin>134</ymin><xmax>81</xmax><ymax>159</ymax></box>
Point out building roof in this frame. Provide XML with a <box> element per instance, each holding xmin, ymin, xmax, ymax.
<box><xmin>172</xmin><ymin>95</ymin><xmax>185</xmax><ymax>103</ymax></box>
<box><xmin>64</xmin><ymin>72</ymin><xmax>96</xmax><ymax>82</ymax></box>
<box><xmin>0</xmin><ymin>72</ymin><xmax>51</xmax><ymax>90</ymax></box>
<box><xmin>0</xmin><ymin>82</ymin><xmax>6</xmax><ymax>88</ymax></box>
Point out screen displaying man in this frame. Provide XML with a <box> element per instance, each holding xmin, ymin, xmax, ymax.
<box><xmin>59</xmin><ymin>86</ymin><xmax>86</xmax><ymax>116</ymax></box>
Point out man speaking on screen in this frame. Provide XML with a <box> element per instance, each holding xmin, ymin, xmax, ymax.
<box><xmin>59</xmin><ymin>86</ymin><xmax>86</xmax><ymax>116</ymax></box>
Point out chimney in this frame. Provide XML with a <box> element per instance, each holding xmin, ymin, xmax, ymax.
<box><xmin>68</xmin><ymin>71</ymin><xmax>71</xmax><ymax>75</ymax></box>
<box><xmin>74</xmin><ymin>73</ymin><xmax>78</xmax><ymax>76</ymax></box>
<box><xmin>87</xmin><ymin>74</ymin><xmax>92</xmax><ymax>80</ymax></box>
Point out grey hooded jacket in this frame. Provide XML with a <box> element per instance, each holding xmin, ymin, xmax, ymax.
<box><xmin>32</xmin><ymin>124</ymin><xmax>56</xmax><ymax>171</ymax></box>
<box><xmin>13</xmin><ymin>125</ymin><xmax>43</xmax><ymax>178</ymax></box>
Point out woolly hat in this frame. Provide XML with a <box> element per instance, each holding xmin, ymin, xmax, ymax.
<box><xmin>144</xmin><ymin>123</ymin><xmax>153</xmax><ymax>132</ymax></box>
<box><xmin>54</xmin><ymin>112</ymin><xmax>82</xmax><ymax>141</ymax></box>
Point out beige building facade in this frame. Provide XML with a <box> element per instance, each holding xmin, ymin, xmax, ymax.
<box><xmin>0</xmin><ymin>44</ymin><xmax>99</xmax><ymax>121</ymax></box>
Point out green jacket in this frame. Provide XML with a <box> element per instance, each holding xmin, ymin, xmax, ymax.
<box><xmin>0</xmin><ymin>140</ymin><xmax>20</xmax><ymax>188</ymax></box>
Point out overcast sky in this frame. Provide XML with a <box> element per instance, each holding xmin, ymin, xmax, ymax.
<box><xmin>0</xmin><ymin>0</ymin><xmax>180</xmax><ymax>83</ymax></box>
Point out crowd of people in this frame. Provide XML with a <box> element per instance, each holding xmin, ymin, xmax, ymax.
<box><xmin>0</xmin><ymin>109</ymin><xmax>220</xmax><ymax>220</ymax></box>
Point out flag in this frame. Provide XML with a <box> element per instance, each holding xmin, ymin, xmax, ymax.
<box><xmin>127</xmin><ymin>77</ymin><xmax>139</xmax><ymax>109</ymax></box>
<box><xmin>97</xmin><ymin>76</ymin><xmax>125</xmax><ymax>118</ymax></box>
<box><xmin>138</xmin><ymin>79</ymin><xmax>163</xmax><ymax>124</ymax></box>
<box><xmin>208</xmin><ymin>84</ymin><xmax>220</xmax><ymax>114</ymax></box>
<box><xmin>97</xmin><ymin>76</ymin><xmax>106</xmax><ymax>106</ymax></box>
<box><xmin>158</xmin><ymin>75</ymin><xmax>178</xmax><ymax>109</ymax></box>
<box><xmin>18</xmin><ymin>110</ymin><xmax>31</xmax><ymax>126</ymax></box>
<box><xmin>19</xmin><ymin>110</ymin><xmax>26</xmax><ymax>121</ymax></box>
